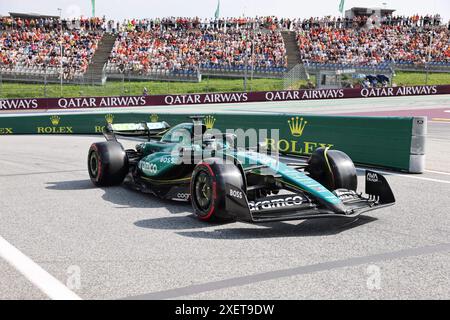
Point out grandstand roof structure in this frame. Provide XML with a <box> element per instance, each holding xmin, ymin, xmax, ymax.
<box><xmin>345</xmin><ymin>7</ymin><xmax>396</xmax><ymax>19</ymax></box>
<box><xmin>8</xmin><ymin>12</ymin><xmax>59</xmax><ymax>19</ymax></box>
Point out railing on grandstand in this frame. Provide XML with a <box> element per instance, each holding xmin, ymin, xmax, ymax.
<box><xmin>392</xmin><ymin>61</ymin><xmax>450</xmax><ymax>73</ymax></box>
<box><xmin>199</xmin><ymin>64</ymin><xmax>287</xmax><ymax>79</ymax></box>
<box><xmin>105</xmin><ymin>65</ymin><xmax>201</xmax><ymax>83</ymax></box>
<box><xmin>0</xmin><ymin>66</ymin><xmax>89</xmax><ymax>85</ymax></box>
<box><xmin>304</xmin><ymin>61</ymin><xmax>450</xmax><ymax>74</ymax></box>
<box><xmin>105</xmin><ymin>64</ymin><xmax>286</xmax><ymax>81</ymax></box>
<box><xmin>0</xmin><ymin>61</ymin><xmax>109</xmax><ymax>87</ymax></box>
<box><xmin>2</xmin><ymin>60</ymin><xmax>445</xmax><ymax>86</ymax></box>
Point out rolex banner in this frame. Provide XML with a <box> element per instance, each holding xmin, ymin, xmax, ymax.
<box><xmin>0</xmin><ymin>112</ymin><xmax>418</xmax><ymax>172</ymax></box>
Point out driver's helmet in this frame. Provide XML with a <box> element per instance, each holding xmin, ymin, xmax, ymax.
<box><xmin>202</xmin><ymin>139</ymin><xmax>224</xmax><ymax>151</ymax></box>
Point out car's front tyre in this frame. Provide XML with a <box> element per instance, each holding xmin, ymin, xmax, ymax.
<box><xmin>306</xmin><ymin>147</ymin><xmax>357</xmax><ymax>192</ymax></box>
<box><xmin>190</xmin><ymin>158</ymin><xmax>244</xmax><ymax>222</ymax></box>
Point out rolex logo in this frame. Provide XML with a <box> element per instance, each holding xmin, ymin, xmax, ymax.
<box><xmin>150</xmin><ymin>114</ymin><xmax>159</xmax><ymax>123</ymax></box>
<box><xmin>288</xmin><ymin>117</ymin><xmax>308</xmax><ymax>137</ymax></box>
<box><xmin>38</xmin><ymin>115</ymin><xmax>72</xmax><ymax>134</ymax></box>
<box><xmin>50</xmin><ymin>115</ymin><xmax>61</xmax><ymax>126</ymax></box>
<box><xmin>204</xmin><ymin>115</ymin><xmax>216</xmax><ymax>129</ymax></box>
<box><xmin>105</xmin><ymin>114</ymin><xmax>114</xmax><ymax>124</ymax></box>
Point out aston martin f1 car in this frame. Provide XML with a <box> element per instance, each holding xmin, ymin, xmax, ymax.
<box><xmin>87</xmin><ymin>117</ymin><xmax>395</xmax><ymax>223</ymax></box>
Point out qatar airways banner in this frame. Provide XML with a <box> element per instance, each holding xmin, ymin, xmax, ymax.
<box><xmin>1</xmin><ymin>85</ymin><xmax>449</xmax><ymax>111</ymax></box>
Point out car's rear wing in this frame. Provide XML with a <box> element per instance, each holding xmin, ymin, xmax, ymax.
<box><xmin>103</xmin><ymin>122</ymin><xmax>170</xmax><ymax>141</ymax></box>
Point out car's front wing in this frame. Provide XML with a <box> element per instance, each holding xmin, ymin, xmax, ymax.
<box><xmin>225</xmin><ymin>170</ymin><xmax>395</xmax><ymax>223</ymax></box>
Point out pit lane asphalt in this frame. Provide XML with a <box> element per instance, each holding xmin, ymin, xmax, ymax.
<box><xmin>0</xmin><ymin>95</ymin><xmax>449</xmax><ymax>300</ymax></box>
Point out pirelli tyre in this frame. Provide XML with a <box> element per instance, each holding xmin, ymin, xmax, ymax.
<box><xmin>190</xmin><ymin>158</ymin><xmax>245</xmax><ymax>222</ymax></box>
<box><xmin>88</xmin><ymin>141</ymin><xmax>128</xmax><ymax>187</ymax></box>
<box><xmin>306</xmin><ymin>147</ymin><xmax>357</xmax><ymax>192</ymax></box>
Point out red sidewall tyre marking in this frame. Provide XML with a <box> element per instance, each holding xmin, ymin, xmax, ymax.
<box><xmin>194</xmin><ymin>163</ymin><xmax>217</xmax><ymax>221</ymax></box>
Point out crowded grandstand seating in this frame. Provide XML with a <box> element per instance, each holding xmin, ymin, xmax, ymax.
<box><xmin>106</xmin><ymin>23</ymin><xmax>288</xmax><ymax>75</ymax></box>
<box><xmin>0</xmin><ymin>14</ymin><xmax>449</xmax><ymax>83</ymax></box>
<box><xmin>0</xmin><ymin>16</ymin><xmax>103</xmax><ymax>80</ymax></box>
<box><xmin>295</xmin><ymin>15</ymin><xmax>450</xmax><ymax>67</ymax></box>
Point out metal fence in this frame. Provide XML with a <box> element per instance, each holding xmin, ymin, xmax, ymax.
<box><xmin>0</xmin><ymin>62</ymin><xmax>448</xmax><ymax>98</ymax></box>
<box><xmin>283</xmin><ymin>64</ymin><xmax>310</xmax><ymax>90</ymax></box>
<box><xmin>0</xmin><ymin>72</ymin><xmax>282</xmax><ymax>98</ymax></box>
<box><xmin>305</xmin><ymin>62</ymin><xmax>450</xmax><ymax>75</ymax></box>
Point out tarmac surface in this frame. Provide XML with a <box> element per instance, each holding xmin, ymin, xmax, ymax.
<box><xmin>0</xmin><ymin>95</ymin><xmax>449</xmax><ymax>300</ymax></box>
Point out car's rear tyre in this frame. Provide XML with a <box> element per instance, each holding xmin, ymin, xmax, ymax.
<box><xmin>306</xmin><ymin>147</ymin><xmax>357</xmax><ymax>191</ymax></box>
<box><xmin>190</xmin><ymin>158</ymin><xmax>244</xmax><ymax>222</ymax></box>
<box><xmin>88</xmin><ymin>142</ymin><xmax>128</xmax><ymax>187</ymax></box>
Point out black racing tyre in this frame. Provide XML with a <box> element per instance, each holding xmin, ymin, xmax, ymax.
<box><xmin>190</xmin><ymin>158</ymin><xmax>244</xmax><ymax>222</ymax></box>
<box><xmin>306</xmin><ymin>147</ymin><xmax>357</xmax><ymax>192</ymax></box>
<box><xmin>88</xmin><ymin>141</ymin><xmax>128</xmax><ymax>187</ymax></box>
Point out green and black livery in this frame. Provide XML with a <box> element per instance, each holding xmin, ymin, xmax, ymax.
<box><xmin>87</xmin><ymin>116</ymin><xmax>395</xmax><ymax>223</ymax></box>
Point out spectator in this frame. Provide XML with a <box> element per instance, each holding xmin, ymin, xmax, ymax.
<box><xmin>0</xmin><ymin>16</ymin><xmax>103</xmax><ymax>78</ymax></box>
<box><xmin>296</xmin><ymin>19</ymin><xmax>449</xmax><ymax>66</ymax></box>
<box><xmin>108</xmin><ymin>24</ymin><xmax>287</xmax><ymax>74</ymax></box>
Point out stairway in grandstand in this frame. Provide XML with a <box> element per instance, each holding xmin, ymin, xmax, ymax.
<box><xmin>281</xmin><ymin>31</ymin><xmax>302</xmax><ymax>70</ymax></box>
<box><xmin>281</xmin><ymin>31</ymin><xmax>309</xmax><ymax>87</ymax></box>
<box><xmin>84</xmin><ymin>33</ymin><xmax>117</xmax><ymax>85</ymax></box>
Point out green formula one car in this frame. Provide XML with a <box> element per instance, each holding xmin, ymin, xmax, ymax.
<box><xmin>87</xmin><ymin>116</ymin><xmax>395</xmax><ymax>223</ymax></box>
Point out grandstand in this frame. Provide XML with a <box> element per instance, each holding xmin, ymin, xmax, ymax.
<box><xmin>0</xmin><ymin>14</ymin><xmax>104</xmax><ymax>84</ymax></box>
<box><xmin>0</xmin><ymin>12</ymin><xmax>449</xmax><ymax>87</ymax></box>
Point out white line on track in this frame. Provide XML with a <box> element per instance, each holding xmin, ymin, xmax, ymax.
<box><xmin>425</xmin><ymin>169</ymin><xmax>450</xmax><ymax>176</ymax></box>
<box><xmin>431</xmin><ymin>118</ymin><xmax>450</xmax><ymax>123</ymax></box>
<box><xmin>0</xmin><ymin>236</ymin><xmax>82</xmax><ymax>300</ymax></box>
<box><xmin>355</xmin><ymin>168</ymin><xmax>450</xmax><ymax>185</ymax></box>
<box><xmin>278</xmin><ymin>155</ymin><xmax>450</xmax><ymax>184</ymax></box>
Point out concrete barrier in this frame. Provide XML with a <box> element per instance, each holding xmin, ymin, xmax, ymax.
<box><xmin>409</xmin><ymin>117</ymin><xmax>427</xmax><ymax>173</ymax></box>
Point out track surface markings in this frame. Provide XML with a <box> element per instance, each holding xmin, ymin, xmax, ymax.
<box><xmin>425</xmin><ymin>169</ymin><xmax>450</xmax><ymax>176</ymax></box>
<box><xmin>432</xmin><ymin>118</ymin><xmax>450</xmax><ymax>123</ymax></box>
<box><xmin>278</xmin><ymin>156</ymin><xmax>450</xmax><ymax>184</ymax></box>
<box><xmin>356</xmin><ymin>169</ymin><xmax>450</xmax><ymax>185</ymax></box>
<box><xmin>124</xmin><ymin>242</ymin><xmax>450</xmax><ymax>300</ymax></box>
<box><xmin>0</xmin><ymin>236</ymin><xmax>81</xmax><ymax>300</ymax></box>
